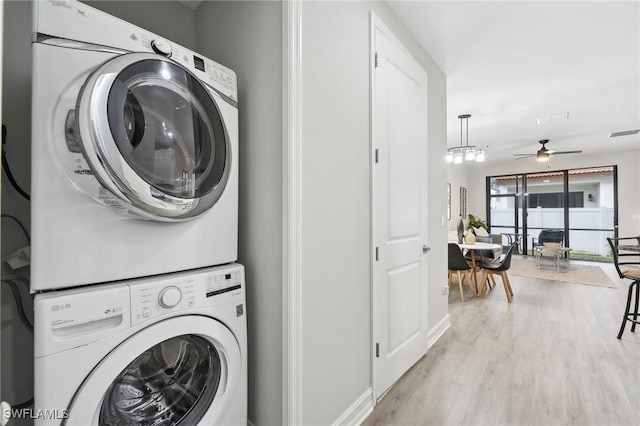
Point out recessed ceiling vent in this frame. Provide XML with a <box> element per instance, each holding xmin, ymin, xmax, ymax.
<box><xmin>608</xmin><ymin>129</ymin><xmax>640</xmax><ymax>138</ymax></box>
<box><xmin>537</xmin><ymin>112</ymin><xmax>569</xmax><ymax>125</ymax></box>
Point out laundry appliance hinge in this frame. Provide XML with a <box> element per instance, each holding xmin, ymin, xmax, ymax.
<box><xmin>375</xmin><ymin>52</ymin><xmax>379</xmax><ymax>68</ymax></box>
<box><xmin>376</xmin><ymin>343</ymin><xmax>380</xmax><ymax>358</ymax></box>
<box><xmin>375</xmin><ymin>246</ymin><xmax>379</xmax><ymax>261</ymax></box>
<box><xmin>375</xmin><ymin>148</ymin><xmax>379</xmax><ymax>164</ymax></box>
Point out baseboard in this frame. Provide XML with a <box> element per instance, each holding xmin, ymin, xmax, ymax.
<box><xmin>427</xmin><ymin>314</ymin><xmax>450</xmax><ymax>348</ymax></box>
<box><xmin>332</xmin><ymin>388</ymin><xmax>374</xmax><ymax>426</ymax></box>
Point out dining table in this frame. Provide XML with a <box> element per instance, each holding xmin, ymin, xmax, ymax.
<box><xmin>450</xmin><ymin>241</ymin><xmax>503</xmax><ymax>295</ymax></box>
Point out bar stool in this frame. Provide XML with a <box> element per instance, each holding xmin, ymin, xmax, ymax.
<box><xmin>606</xmin><ymin>237</ymin><xmax>640</xmax><ymax>339</ymax></box>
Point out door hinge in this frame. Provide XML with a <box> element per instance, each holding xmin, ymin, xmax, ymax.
<box><xmin>375</xmin><ymin>148</ymin><xmax>379</xmax><ymax>164</ymax></box>
<box><xmin>374</xmin><ymin>52</ymin><xmax>379</xmax><ymax>68</ymax></box>
<box><xmin>375</xmin><ymin>246</ymin><xmax>379</xmax><ymax>261</ymax></box>
<box><xmin>376</xmin><ymin>343</ymin><xmax>380</xmax><ymax>358</ymax></box>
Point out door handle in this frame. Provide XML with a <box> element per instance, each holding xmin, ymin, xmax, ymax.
<box><xmin>423</xmin><ymin>245</ymin><xmax>431</xmax><ymax>254</ymax></box>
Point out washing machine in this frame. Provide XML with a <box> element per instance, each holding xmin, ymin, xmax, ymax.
<box><xmin>30</xmin><ymin>0</ymin><xmax>238</xmax><ymax>291</ymax></box>
<box><xmin>34</xmin><ymin>263</ymin><xmax>247</xmax><ymax>425</ymax></box>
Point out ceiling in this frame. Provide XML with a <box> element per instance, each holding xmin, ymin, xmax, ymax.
<box><xmin>178</xmin><ymin>0</ymin><xmax>201</xmax><ymax>11</ymax></box>
<box><xmin>387</xmin><ymin>1</ymin><xmax>640</xmax><ymax>164</ymax></box>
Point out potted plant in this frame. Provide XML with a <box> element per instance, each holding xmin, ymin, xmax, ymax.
<box><xmin>467</xmin><ymin>214</ymin><xmax>488</xmax><ymax>231</ymax></box>
<box><xmin>465</xmin><ymin>214</ymin><xmax>488</xmax><ymax>244</ymax></box>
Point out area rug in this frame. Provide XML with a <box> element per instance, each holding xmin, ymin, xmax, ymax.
<box><xmin>508</xmin><ymin>258</ymin><xmax>617</xmax><ymax>288</ymax></box>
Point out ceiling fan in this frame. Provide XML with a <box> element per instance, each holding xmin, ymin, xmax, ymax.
<box><xmin>513</xmin><ymin>139</ymin><xmax>582</xmax><ymax>162</ymax></box>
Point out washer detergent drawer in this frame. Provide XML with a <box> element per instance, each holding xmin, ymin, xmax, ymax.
<box><xmin>34</xmin><ymin>284</ymin><xmax>131</xmax><ymax>358</ymax></box>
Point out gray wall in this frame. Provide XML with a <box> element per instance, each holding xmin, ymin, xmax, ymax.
<box><xmin>0</xmin><ymin>0</ymin><xmax>196</xmax><ymax>415</ymax></box>
<box><xmin>298</xmin><ymin>1</ymin><xmax>448</xmax><ymax>423</ymax></box>
<box><xmin>83</xmin><ymin>1</ymin><xmax>197</xmax><ymax>49</ymax></box>
<box><xmin>194</xmin><ymin>2</ymin><xmax>284</xmax><ymax>425</ymax></box>
<box><xmin>2</xmin><ymin>1</ymin><xmax>35</xmax><ymax>413</ymax></box>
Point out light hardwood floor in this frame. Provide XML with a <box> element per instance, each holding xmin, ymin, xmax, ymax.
<box><xmin>364</xmin><ymin>257</ymin><xmax>640</xmax><ymax>426</ymax></box>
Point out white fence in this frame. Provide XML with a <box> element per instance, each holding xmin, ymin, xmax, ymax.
<box><xmin>491</xmin><ymin>207</ymin><xmax>614</xmax><ymax>255</ymax></box>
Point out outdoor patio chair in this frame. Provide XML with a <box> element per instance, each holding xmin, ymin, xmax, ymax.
<box><xmin>532</xmin><ymin>229</ymin><xmax>564</xmax><ymax>248</ymax></box>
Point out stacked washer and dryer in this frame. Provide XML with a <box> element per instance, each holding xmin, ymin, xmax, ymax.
<box><xmin>30</xmin><ymin>1</ymin><xmax>246</xmax><ymax>424</ymax></box>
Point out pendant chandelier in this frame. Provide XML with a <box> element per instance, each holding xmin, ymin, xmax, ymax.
<box><xmin>446</xmin><ymin>114</ymin><xmax>485</xmax><ymax>164</ymax></box>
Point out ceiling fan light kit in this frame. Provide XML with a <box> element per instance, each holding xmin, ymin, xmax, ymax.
<box><xmin>513</xmin><ymin>139</ymin><xmax>582</xmax><ymax>166</ymax></box>
<box><xmin>446</xmin><ymin>114</ymin><xmax>485</xmax><ymax>164</ymax></box>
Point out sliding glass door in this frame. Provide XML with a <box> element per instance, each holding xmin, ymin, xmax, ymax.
<box><xmin>525</xmin><ymin>171</ymin><xmax>566</xmax><ymax>253</ymax></box>
<box><xmin>487</xmin><ymin>175</ymin><xmax>524</xmax><ymax>251</ymax></box>
<box><xmin>567</xmin><ymin>167</ymin><xmax>616</xmax><ymax>260</ymax></box>
<box><xmin>486</xmin><ymin>166</ymin><xmax>617</xmax><ymax>261</ymax></box>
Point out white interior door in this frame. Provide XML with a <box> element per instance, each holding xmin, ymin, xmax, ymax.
<box><xmin>371</xmin><ymin>17</ymin><xmax>429</xmax><ymax>401</ymax></box>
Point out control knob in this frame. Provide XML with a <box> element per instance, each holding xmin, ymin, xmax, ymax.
<box><xmin>158</xmin><ymin>286</ymin><xmax>182</xmax><ymax>308</ymax></box>
<box><xmin>151</xmin><ymin>38</ymin><xmax>172</xmax><ymax>57</ymax></box>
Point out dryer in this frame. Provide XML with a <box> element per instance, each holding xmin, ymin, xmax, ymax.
<box><xmin>34</xmin><ymin>263</ymin><xmax>247</xmax><ymax>425</ymax></box>
<box><xmin>30</xmin><ymin>0</ymin><xmax>238</xmax><ymax>291</ymax></box>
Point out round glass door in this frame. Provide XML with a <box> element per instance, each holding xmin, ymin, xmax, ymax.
<box><xmin>64</xmin><ymin>316</ymin><xmax>241</xmax><ymax>425</ymax></box>
<box><xmin>99</xmin><ymin>335</ymin><xmax>220</xmax><ymax>426</ymax></box>
<box><xmin>76</xmin><ymin>53</ymin><xmax>232</xmax><ymax>220</ymax></box>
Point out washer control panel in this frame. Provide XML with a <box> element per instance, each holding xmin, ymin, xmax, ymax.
<box><xmin>130</xmin><ymin>278</ymin><xmax>198</xmax><ymax>326</ymax></box>
<box><xmin>205</xmin><ymin>269</ymin><xmax>242</xmax><ymax>297</ymax></box>
<box><xmin>129</xmin><ymin>265</ymin><xmax>245</xmax><ymax>326</ymax></box>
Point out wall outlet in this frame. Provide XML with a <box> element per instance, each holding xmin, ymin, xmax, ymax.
<box><xmin>441</xmin><ymin>286</ymin><xmax>449</xmax><ymax>295</ymax></box>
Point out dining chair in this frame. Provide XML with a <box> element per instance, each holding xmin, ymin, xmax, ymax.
<box><xmin>448</xmin><ymin>243</ymin><xmax>474</xmax><ymax>301</ymax></box>
<box><xmin>477</xmin><ymin>243</ymin><xmax>517</xmax><ymax>302</ymax></box>
<box><xmin>606</xmin><ymin>237</ymin><xmax>640</xmax><ymax>339</ymax></box>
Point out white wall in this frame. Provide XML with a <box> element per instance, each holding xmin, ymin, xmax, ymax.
<box><xmin>299</xmin><ymin>1</ymin><xmax>447</xmax><ymax>423</ymax></box>
<box><xmin>465</xmin><ymin>148</ymin><xmax>640</xmax><ymax>238</ymax></box>
<box><xmin>0</xmin><ymin>0</ymin><xmax>196</xmax><ymax>415</ymax></box>
<box><xmin>194</xmin><ymin>2</ymin><xmax>283</xmax><ymax>425</ymax></box>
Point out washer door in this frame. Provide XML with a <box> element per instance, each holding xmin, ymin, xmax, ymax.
<box><xmin>65</xmin><ymin>317</ymin><xmax>242</xmax><ymax>425</ymax></box>
<box><xmin>75</xmin><ymin>53</ymin><xmax>231</xmax><ymax>221</ymax></box>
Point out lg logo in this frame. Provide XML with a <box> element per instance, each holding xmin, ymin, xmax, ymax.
<box><xmin>51</xmin><ymin>303</ymin><xmax>71</xmax><ymax>312</ymax></box>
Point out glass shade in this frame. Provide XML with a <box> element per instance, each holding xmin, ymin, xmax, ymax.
<box><xmin>464</xmin><ymin>149</ymin><xmax>476</xmax><ymax>161</ymax></box>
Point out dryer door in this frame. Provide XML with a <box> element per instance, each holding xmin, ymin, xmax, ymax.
<box><xmin>75</xmin><ymin>53</ymin><xmax>231</xmax><ymax>221</ymax></box>
<box><xmin>65</xmin><ymin>316</ymin><xmax>242</xmax><ymax>425</ymax></box>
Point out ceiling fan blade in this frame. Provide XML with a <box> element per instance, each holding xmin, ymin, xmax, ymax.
<box><xmin>549</xmin><ymin>150</ymin><xmax>583</xmax><ymax>155</ymax></box>
<box><xmin>514</xmin><ymin>154</ymin><xmax>536</xmax><ymax>159</ymax></box>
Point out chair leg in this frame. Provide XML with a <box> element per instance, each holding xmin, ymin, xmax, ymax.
<box><xmin>500</xmin><ymin>271</ymin><xmax>512</xmax><ymax>303</ymax></box>
<box><xmin>489</xmin><ymin>275</ymin><xmax>496</xmax><ymax>290</ymax></box>
<box><xmin>447</xmin><ymin>271</ymin><xmax>452</xmax><ymax>287</ymax></box>
<box><xmin>457</xmin><ymin>271</ymin><xmax>464</xmax><ymax>301</ymax></box>
<box><xmin>468</xmin><ymin>269</ymin><xmax>478</xmax><ymax>295</ymax></box>
<box><xmin>632</xmin><ymin>281</ymin><xmax>639</xmax><ymax>333</ymax></box>
<box><xmin>617</xmin><ymin>281</ymin><xmax>635</xmax><ymax>339</ymax></box>
<box><xmin>504</xmin><ymin>272</ymin><xmax>514</xmax><ymax>297</ymax></box>
<box><xmin>478</xmin><ymin>270</ymin><xmax>489</xmax><ymax>296</ymax></box>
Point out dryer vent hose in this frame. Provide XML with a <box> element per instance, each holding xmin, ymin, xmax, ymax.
<box><xmin>1</xmin><ymin>124</ymin><xmax>31</xmax><ymax>201</ymax></box>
